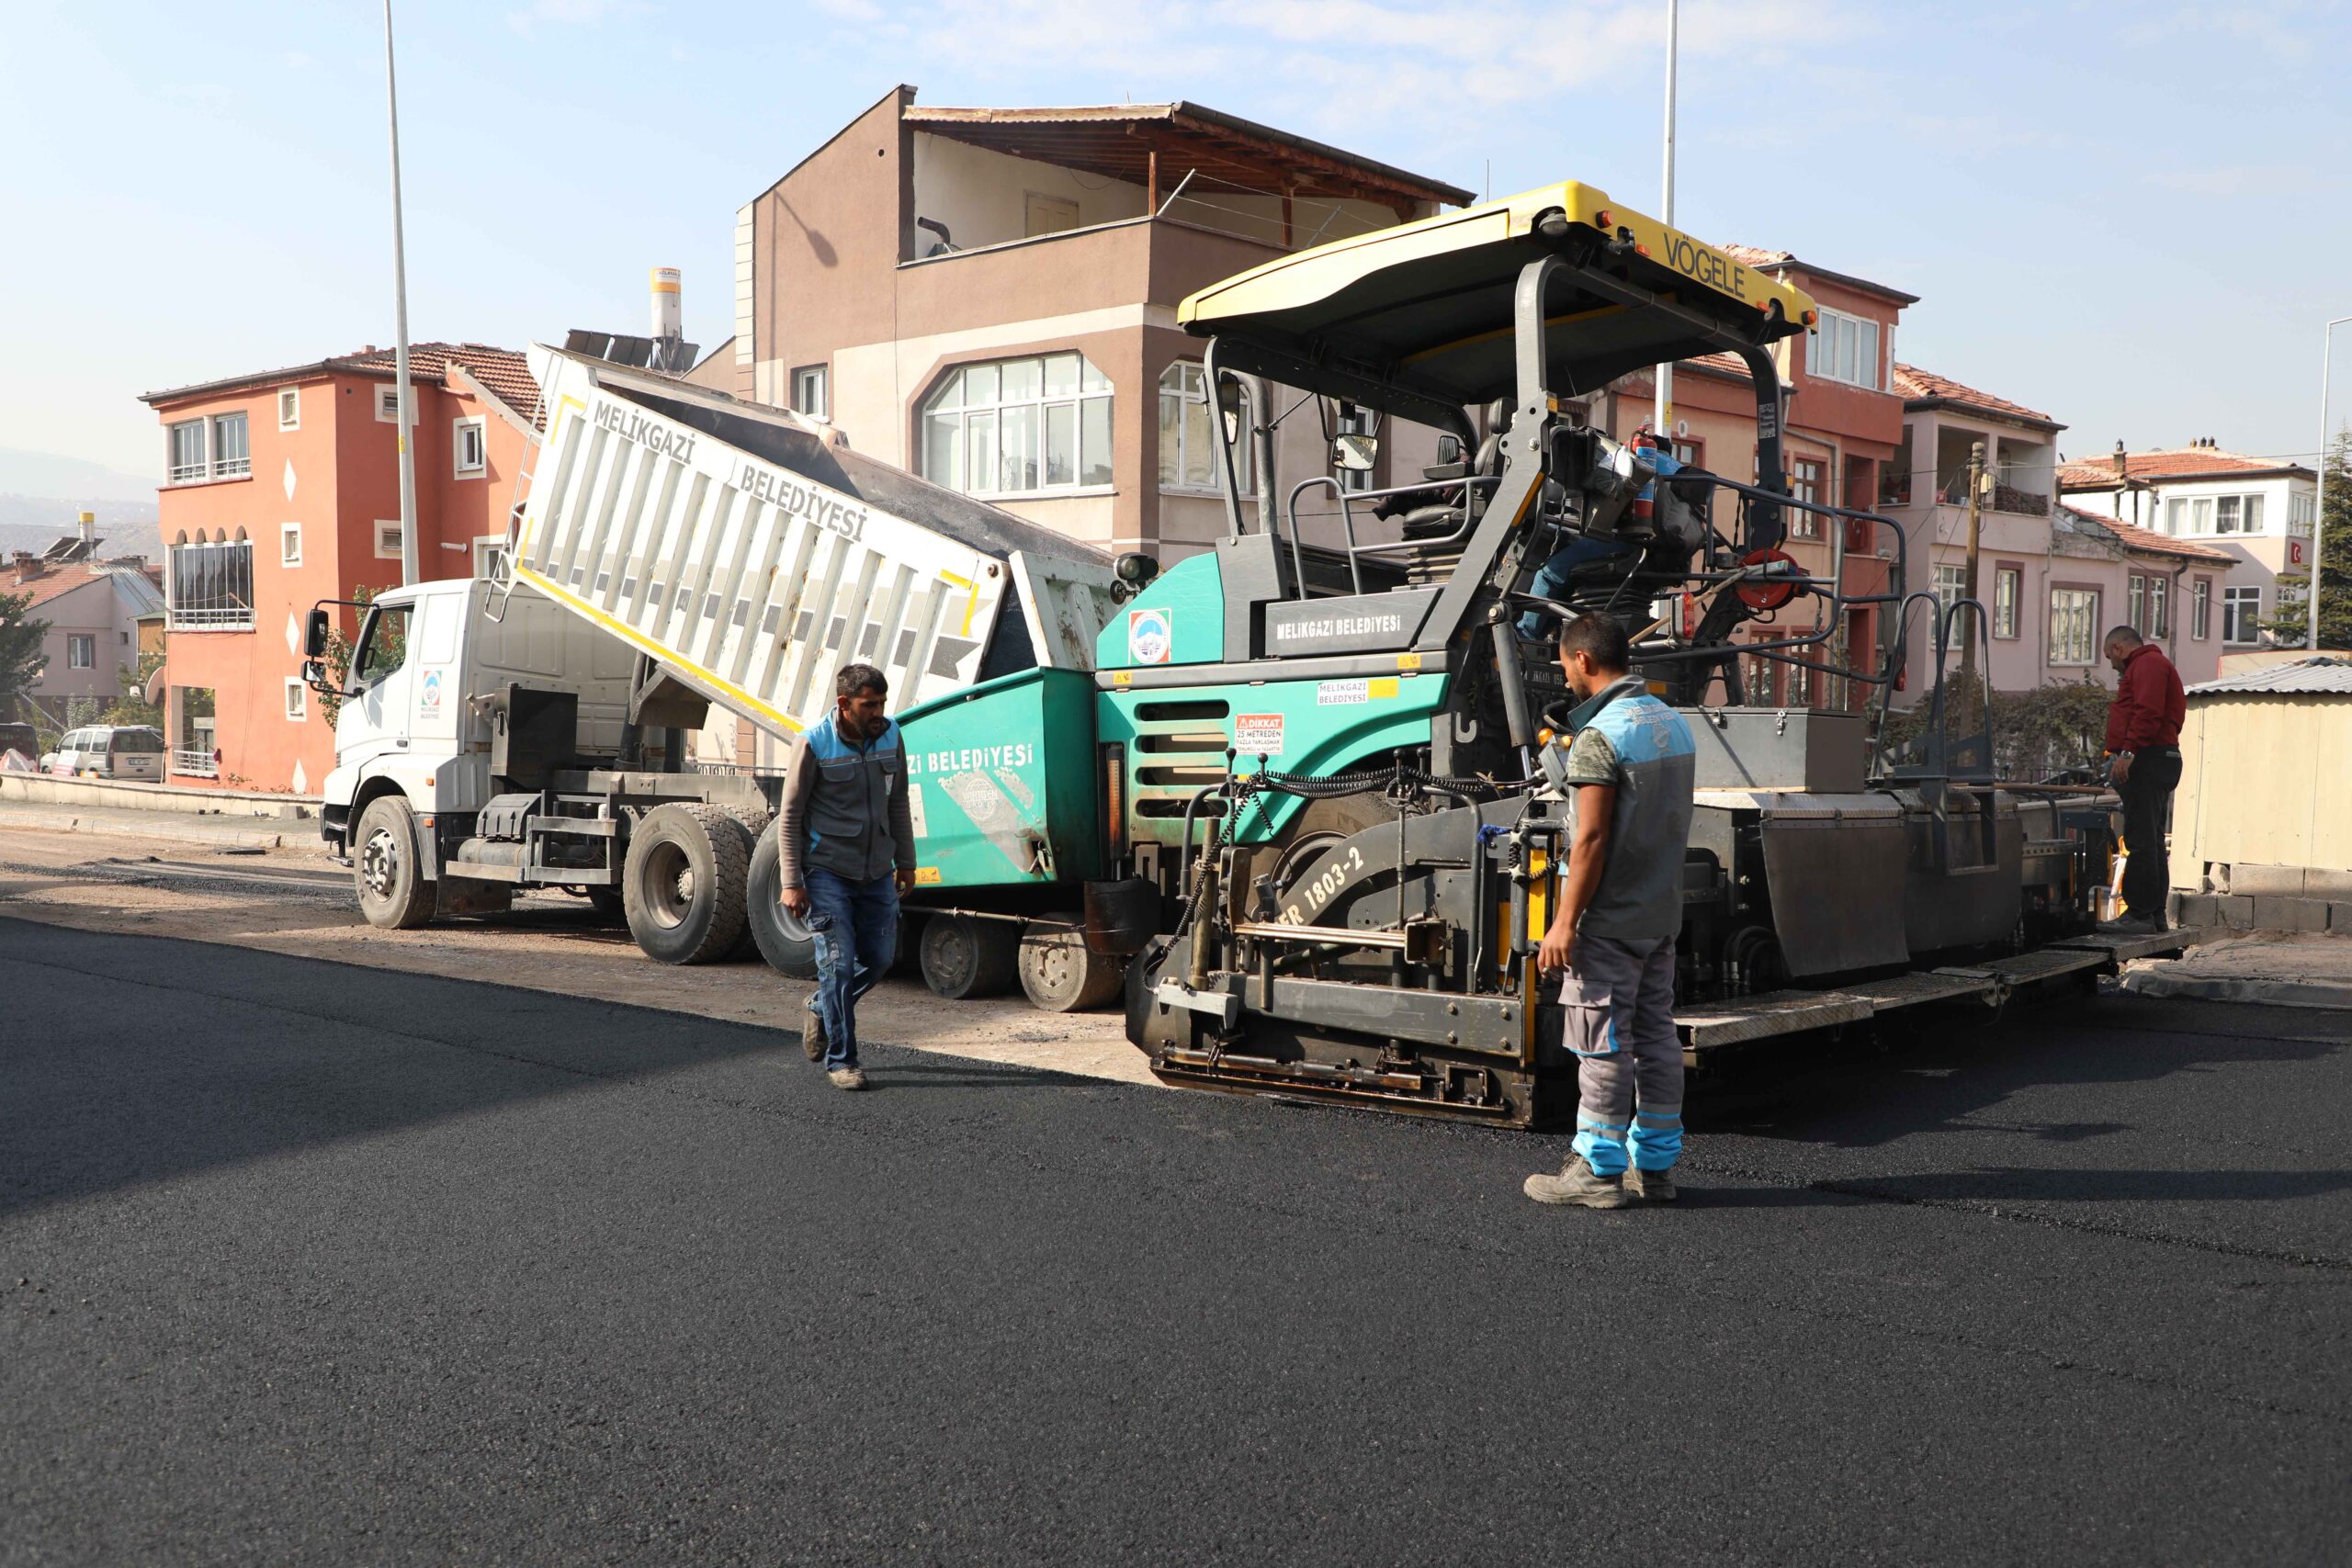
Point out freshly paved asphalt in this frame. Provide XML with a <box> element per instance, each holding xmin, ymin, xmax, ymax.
<box><xmin>5</xmin><ymin>914</ymin><xmax>2349</xmax><ymax>1566</ymax></box>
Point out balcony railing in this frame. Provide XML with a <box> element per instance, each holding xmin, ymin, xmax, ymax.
<box><xmin>173</xmin><ymin>750</ymin><xmax>217</xmax><ymax>778</ymax></box>
<box><xmin>1934</xmin><ymin>478</ymin><xmax>2050</xmax><ymax>516</ymax></box>
<box><xmin>168</xmin><ymin>605</ymin><xmax>255</xmax><ymax>630</ymax></box>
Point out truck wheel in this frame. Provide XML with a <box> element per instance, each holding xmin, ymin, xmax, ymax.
<box><xmin>1018</xmin><ymin>915</ymin><xmax>1126</xmax><ymax>1012</ymax></box>
<box><xmin>743</xmin><ymin>820</ymin><xmax>820</xmax><ymax>979</ymax></box>
<box><xmin>623</xmin><ymin>803</ymin><xmax>750</xmax><ymax>964</ymax></box>
<box><xmin>354</xmin><ymin>794</ymin><xmax>435</xmax><ymax>931</ymax></box>
<box><xmin>919</xmin><ymin>912</ymin><xmax>1019</xmax><ymax>1000</ymax></box>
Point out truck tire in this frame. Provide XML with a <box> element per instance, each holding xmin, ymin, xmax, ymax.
<box><xmin>623</xmin><ymin>803</ymin><xmax>751</xmax><ymax>964</ymax></box>
<box><xmin>1017</xmin><ymin>915</ymin><xmax>1126</xmax><ymax>1012</ymax></box>
<box><xmin>354</xmin><ymin>794</ymin><xmax>435</xmax><ymax>931</ymax></box>
<box><xmin>919</xmin><ymin>912</ymin><xmax>1019</xmax><ymax>1000</ymax></box>
<box><xmin>743</xmin><ymin>820</ymin><xmax>820</xmax><ymax>979</ymax></box>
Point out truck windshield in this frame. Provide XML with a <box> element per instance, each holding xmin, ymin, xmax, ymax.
<box><xmin>355</xmin><ymin>604</ymin><xmax>412</xmax><ymax>684</ymax></box>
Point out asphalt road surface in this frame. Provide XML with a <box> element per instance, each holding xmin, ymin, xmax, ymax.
<box><xmin>6</xmin><ymin>915</ymin><xmax>2349</xmax><ymax>1565</ymax></box>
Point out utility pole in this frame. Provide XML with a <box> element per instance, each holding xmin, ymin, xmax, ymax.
<box><xmin>1652</xmin><ymin>0</ymin><xmax>1679</xmax><ymax>440</ymax></box>
<box><xmin>2311</xmin><ymin>315</ymin><xmax>2351</xmax><ymax>649</ymax></box>
<box><xmin>384</xmin><ymin>0</ymin><xmax>419</xmax><ymax>587</ymax></box>
<box><xmin>1958</xmin><ymin>440</ymin><xmax>1985</xmax><ymax>706</ymax></box>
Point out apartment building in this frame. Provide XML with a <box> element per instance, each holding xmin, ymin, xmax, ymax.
<box><xmin>6</xmin><ymin>528</ymin><xmax>166</xmax><ymax>726</ymax></box>
<box><xmin>140</xmin><ymin>344</ymin><xmax>538</xmax><ymax>794</ymax></box>
<box><xmin>729</xmin><ymin>86</ymin><xmax>1472</xmax><ymax>558</ymax></box>
<box><xmin>2057</xmin><ymin>444</ymin><xmax>2319</xmax><ymax>649</ymax></box>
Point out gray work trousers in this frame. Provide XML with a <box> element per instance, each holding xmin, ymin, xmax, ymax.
<box><xmin>1562</xmin><ymin>933</ymin><xmax>1684</xmax><ymax>1176</ymax></box>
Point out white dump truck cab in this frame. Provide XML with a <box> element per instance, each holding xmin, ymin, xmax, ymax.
<box><xmin>312</xmin><ymin>576</ymin><xmax>638</xmax><ymax>924</ymax></box>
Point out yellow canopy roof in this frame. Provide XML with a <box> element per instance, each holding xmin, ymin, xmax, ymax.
<box><xmin>1178</xmin><ymin>180</ymin><xmax>1815</xmax><ymax>410</ymax></box>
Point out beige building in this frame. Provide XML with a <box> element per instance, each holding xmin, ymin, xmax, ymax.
<box><xmin>729</xmin><ymin>87</ymin><xmax>1471</xmax><ymax>558</ymax></box>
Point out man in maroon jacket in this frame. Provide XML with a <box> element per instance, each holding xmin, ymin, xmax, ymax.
<box><xmin>2100</xmin><ymin>626</ymin><xmax>2188</xmax><ymax>933</ymax></box>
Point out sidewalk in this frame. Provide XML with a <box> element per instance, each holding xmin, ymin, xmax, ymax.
<box><xmin>2120</xmin><ymin>931</ymin><xmax>2352</xmax><ymax>1011</ymax></box>
<box><xmin>0</xmin><ymin>797</ymin><xmax>317</xmax><ymax>852</ymax></box>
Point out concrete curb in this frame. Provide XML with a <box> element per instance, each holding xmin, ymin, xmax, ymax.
<box><xmin>2120</xmin><ymin>970</ymin><xmax>2352</xmax><ymax>1011</ymax></box>
<box><xmin>0</xmin><ymin>804</ymin><xmax>287</xmax><ymax>851</ymax></box>
<box><xmin>0</xmin><ymin>772</ymin><xmax>318</xmax><ymax>819</ymax></box>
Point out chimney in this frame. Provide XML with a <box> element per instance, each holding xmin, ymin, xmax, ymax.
<box><xmin>11</xmin><ymin>550</ymin><xmax>42</xmax><ymax>585</ymax></box>
<box><xmin>2112</xmin><ymin>439</ymin><xmax>2126</xmax><ymax>477</ymax></box>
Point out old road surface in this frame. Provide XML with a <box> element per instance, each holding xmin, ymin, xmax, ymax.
<box><xmin>6</xmin><ymin>915</ymin><xmax>2349</xmax><ymax>1565</ymax></box>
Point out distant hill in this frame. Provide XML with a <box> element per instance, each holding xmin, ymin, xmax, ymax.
<box><xmin>0</xmin><ymin>446</ymin><xmax>156</xmax><ymax>503</ymax></box>
<box><xmin>0</xmin><ymin>502</ymin><xmax>163</xmax><ymax>564</ymax></box>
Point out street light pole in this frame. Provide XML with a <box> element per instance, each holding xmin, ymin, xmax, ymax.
<box><xmin>2310</xmin><ymin>314</ymin><xmax>2352</xmax><ymax>650</ymax></box>
<box><xmin>384</xmin><ymin>0</ymin><xmax>419</xmax><ymax>587</ymax></box>
<box><xmin>1652</xmin><ymin>0</ymin><xmax>1678</xmax><ymax>441</ymax></box>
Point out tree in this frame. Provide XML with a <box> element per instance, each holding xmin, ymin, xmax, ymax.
<box><xmin>317</xmin><ymin>585</ymin><xmax>398</xmax><ymax>728</ymax></box>
<box><xmin>2267</xmin><ymin>426</ymin><xmax>2352</xmax><ymax>648</ymax></box>
<box><xmin>100</xmin><ymin>646</ymin><xmax>167</xmax><ymax>728</ymax></box>
<box><xmin>0</xmin><ymin>590</ymin><xmax>50</xmax><ymax>725</ymax></box>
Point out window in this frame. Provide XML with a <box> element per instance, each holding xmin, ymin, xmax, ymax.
<box><xmin>453</xmin><ymin>416</ymin><xmax>486</xmax><ymax>477</ymax></box>
<box><xmin>2215</xmin><ymin>495</ymin><xmax>2242</xmax><ymax>535</ymax></box>
<box><xmin>1670</xmin><ymin>438</ymin><xmax>1702</xmax><ymax>468</ymax></box>
<box><xmin>1159</xmin><ymin>363</ymin><xmax>1253</xmax><ymax>495</ymax></box>
<box><xmin>1933</xmin><ymin>562</ymin><xmax>1969</xmax><ymax>612</ymax></box>
<box><xmin>2190</xmin><ymin>497</ymin><xmax>2214</xmax><ymax>535</ymax></box>
<box><xmin>474</xmin><ymin>536</ymin><xmax>508</xmax><ymax>579</ymax></box>
<box><xmin>166</xmin><ymin>420</ymin><xmax>208</xmax><ymax>484</ymax></box>
<box><xmin>2165</xmin><ymin>498</ymin><xmax>2186</xmax><ymax>536</ymax></box>
<box><xmin>209</xmin><ymin>412</ymin><xmax>249</xmax><ymax>478</ymax></box>
<box><xmin>167</xmin><ymin>534</ymin><xmax>255</xmax><ymax>629</ymax></box>
<box><xmin>376</xmin><ymin>521</ymin><xmax>405</xmax><ymax>560</ymax></box>
<box><xmin>1994</xmin><ymin>567</ymin><xmax>2020</xmax><ymax>638</ymax></box>
<box><xmin>2127</xmin><ymin>573</ymin><xmax>2145</xmax><ymax>636</ymax></box>
<box><xmin>2223</xmin><ymin>585</ymin><xmax>2262</xmax><ymax>645</ymax></box>
<box><xmin>920</xmin><ymin>353</ymin><xmax>1113</xmax><ymax>497</ymax></box>
<box><xmin>280</xmin><ymin>522</ymin><xmax>302</xmax><ymax>567</ymax></box>
<box><xmin>67</xmin><ymin>634</ymin><xmax>95</xmax><ymax>670</ymax></box>
<box><xmin>1786</xmin><ymin>458</ymin><xmax>1824</xmax><ymax>539</ymax></box>
<box><xmin>283</xmin><ymin>678</ymin><xmax>308</xmax><ymax>722</ymax></box>
<box><xmin>2148</xmin><ymin>575</ymin><xmax>2169</xmax><ymax>638</ymax></box>
<box><xmin>790</xmin><ymin>365</ymin><xmax>829</xmax><ymax>421</ymax></box>
<box><xmin>2290</xmin><ymin>492</ymin><xmax>2317</xmax><ymax>536</ymax></box>
<box><xmin>278</xmin><ymin>388</ymin><xmax>300</xmax><ymax>430</ymax></box>
<box><xmin>2244</xmin><ymin>494</ymin><xmax>2265</xmax><ymax>533</ymax></box>
<box><xmin>2191</xmin><ymin>577</ymin><xmax>2211</xmax><ymax>639</ymax></box>
<box><xmin>1806</xmin><ymin>308</ymin><xmax>1883</xmax><ymax>389</ymax></box>
<box><xmin>2049</xmin><ymin>588</ymin><xmax>2098</xmax><ymax>665</ymax></box>
<box><xmin>354</xmin><ymin>604</ymin><xmax>412</xmax><ymax>684</ymax></box>
<box><xmin>376</xmin><ymin>384</ymin><xmax>412</xmax><ymax>423</ymax></box>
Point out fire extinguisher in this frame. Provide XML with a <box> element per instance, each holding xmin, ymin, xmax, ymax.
<box><xmin>1630</xmin><ymin>428</ymin><xmax>1659</xmax><ymax>528</ymax></box>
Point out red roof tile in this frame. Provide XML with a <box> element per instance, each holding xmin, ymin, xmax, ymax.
<box><xmin>1721</xmin><ymin>244</ymin><xmax>1795</xmax><ymax>269</ymax></box>
<box><xmin>9</xmin><ymin>563</ymin><xmax>114</xmax><ymax>609</ymax></box>
<box><xmin>2056</xmin><ymin>446</ymin><xmax>2309</xmax><ymax>489</ymax></box>
<box><xmin>341</xmin><ymin>343</ymin><xmax>542</xmax><ymax>425</ymax></box>
<box><xmin>1892</xmin><ymin>363</ymin><xmax>2059</xmax><ymax>428</ymax></box>
<box><xmin>2058</xmin><ymin>503</ymin><xmax>2235</xmax><ymax>562</ymax></box>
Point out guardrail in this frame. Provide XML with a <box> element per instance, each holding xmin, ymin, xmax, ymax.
<box><xmin>173</xmin><ymin>750</ymin><xmax>218</xmax><ymax>778</ymax></box>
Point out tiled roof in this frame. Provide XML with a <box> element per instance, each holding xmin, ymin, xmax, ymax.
<box><xmin>10</xmin><ymin>563</ymin><xmax>129</xmax><ymax>611</ymax></box>
<box><xmin>1721</xmin><ymin>244</ymin><xmax>1795</xmax><ymax>269</ymax></box>
<box><xmin>2057</xmin><ymin>503</ymin><xmax>2234</xmax><ymax>563</ymax></box>
<box><xmin>2055</xmin><ymin>446</ymin><xmax>2311</xmax><ymax>489</ymax></box>
<box><xmin>342</xmin><ymin>343</ymin><xmax>542</xmax><ymax>423</ymax></box>
<box><xmin>2190</xmin><ymin>656</ymin><xmax>2352</xmax><ymax>695</ymax></box>
<box><xmin>1893</xmin><ymin>364</ymin><xmax>2059</xmax><ymax>428</ymax></box>
<box><xmin>1713</xmin><ymin>244</ymin><xmax>1918</xmax><ymax>304</ymax></box>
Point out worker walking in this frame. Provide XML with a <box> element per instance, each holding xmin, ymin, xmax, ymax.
<box><xmin>1524</xmin><ymin>615</ymin><xmax>1698</xmax><ymax>1210</ymax></box>
<box><xmin>2099</xmin><ymin>626</ymin><xmax>2187</xmax><ymax>935</ymax></box>
<box><xmin>778</xmin><ymin>663</ymin><xmax>918</xmax><ymax>1090</ymax></box>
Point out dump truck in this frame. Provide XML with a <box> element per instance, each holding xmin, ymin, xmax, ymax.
<box><xmin>310</xmin><ymin>177</ymin><xmax>2185</xmax><ymax>1126</ymax></box>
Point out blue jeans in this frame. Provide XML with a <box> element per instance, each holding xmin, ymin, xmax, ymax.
<box><xmin>805</xmin><ymin>866</ymin><xmax>899</xmax><ymax>1070</ymax></box>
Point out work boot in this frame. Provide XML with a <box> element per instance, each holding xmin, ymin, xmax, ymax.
<box><xmin>803</xmin><ymin>996</ymin><xmax>827</xmax><ymax>1062</ymax></box>
<box><xmin>827</xmin><ymin>1066</ymin><xmax>866</xmax><ymax>1091</ymax></box>
<box><xmin>1624</xmin><ymin>1166</ymin><xmax>1679</xmax><ymax>1202</ymax></box>
<box><xmin>2098</xmin><ymin>913</ymin><xmax>2157</xmax><ymax>936</ymax></box>
<box><xmin>1523</xmin><ymin>1156</ymin><xmax>1628</xmax><ymax>1209</ymax></box>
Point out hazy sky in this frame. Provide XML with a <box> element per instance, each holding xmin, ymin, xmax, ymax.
<box><xmin>6</xmin><ymin>0</ymin><xmax>2348</xmax><ymax>488</ymax></box>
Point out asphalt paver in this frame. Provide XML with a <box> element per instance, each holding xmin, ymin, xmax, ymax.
<box><xmin>4</xmin><ymin>916</ymin><xmax>2347</xmax><ymax>1565</ymax></box>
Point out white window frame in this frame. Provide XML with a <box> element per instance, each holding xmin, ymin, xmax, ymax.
<box><xmin>2148</xmin><ymin>574</ymin><xmax>2169</xmax><ymax>639</ymax></box>
<box><xmin>453</xmin><ymin>416</ymin><xmax>487</xmax><ymax>478</ymax></box>
<box><xmin>2290</xmin><ymin>491</ymin><xmax>2317</xmax><ymax>537</ymax></box>
<box><xmin>278</xmin><ymin>388</ymin><xmax>300</xmax><ymax>431</ymax></box>
<box><xmin>2222</xmin><ymin>585</ymin><xmax>2262</xmax><ymax>646</ymax></box>
<box><xmin>376</xmin><ymin>520</ymin><xmax>404</xmax><ymax>561</ymax></box>
<box><xmin>1786</xmin><ymin>457</ymin><xmax>1825</xmax><ymax>539</ymax></box>
<box><xmin>2243</xmin><ymin>493</ymin><xmax>2265</xmax><ymax>534</ymax></box>
<box><xmin>210</xmin><ymin>411</ymin><xmax>250</xmax><ymax>479</ymax></box>
<box><xmin>2048</xmin><ymin>587</ymin><xmax>2099</xmax><ymax>666</ymax></box>
<box><xmin>919</xmin><ymin>353</ymin><xmax>1114</xmax><ymax>500</ymax></box>
<box><xmin>2190</xmin><ymin>497</ymin><xmax>2214</xmax><ymax>535</ymax></box>
<box><xmin>376</xmin><ymin>384</ymin><xmax>413</xmax><ymax>424</ymax></box>
<box><xmin>166</xmin><ymin>419</ymin><xmax>208</xmax><ymax>484</ymax></box>
<box><xmin>283</xmin><ymin>677</ymin><xmax>308</xmax><ymax>722</ymax></box>
<box><xmin>1933</xmin><ymin>562</ymin><xmax>1969</xmax><ymax>613</ymax></box>
<box><xmin>1159</xmin><ymin>362</ymin><xmax>1255</xmax><ymax>497</ymax></box>
<box><xmin>1806</xmin><ymin>307</ymin><xmax>1883</xmax><ymax>390</ymax></box>
<box><xmin>67</xmin><ymin>634</ymin><xmax>95</xmax><ymax>671</ymax></box>
<box><xmin>473</xmin><ymin>536</ymin><xmax>508</xmax><ymax>579</ymax></box>
<box><xmin>2215</xmin><ymin>495</ymin><xmax>2242</xmax><ymax>535</ymax></box>
<box><xmin>2165</xmin><ymin>497</ymin><xmax>2186</xmax><ymax>536</ymax></box>
<box><xmin>1993</xmin><ymin>566</ymin><xmax>2020</xmax><ymax>639</ymax></box>
<box><xmin>791</xmin><ymin>364</ymin><xmax>829</xmax><ymax>421</ymax></box>
<box><xmin>2191</xmin><ymin>577</ymin><xmax>2212</xmax><ymax>640</ymax></box>
<box><xmin>280</xmin><ymin>522</ymin><xmax>302</xmax><ymax>567</ymax></box>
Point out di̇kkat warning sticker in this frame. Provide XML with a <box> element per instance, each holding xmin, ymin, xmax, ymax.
<box><xmin>1234</xmin><ymin>713</ymin><xmax>1284</xmax><ymax>756</ymax></box>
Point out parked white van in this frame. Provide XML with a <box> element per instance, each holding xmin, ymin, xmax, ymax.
<box><xmin>45</xmin><ymin>725</ymin><xmax>166</xmax><ymax>782</ymax></box>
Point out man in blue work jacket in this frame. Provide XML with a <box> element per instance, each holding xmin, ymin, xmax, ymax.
<box><xmin>778</xmin><ymin>663</ymin><xmax>917</xmax><ymax>1090</ymax></box>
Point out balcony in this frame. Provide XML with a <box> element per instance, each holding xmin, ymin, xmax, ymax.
<box><xmin>1932</xmin><ymin>476</ymin><xmax>2050</xmax><ymax>516</ymax></box>
<box><xmin>173</xmin><ymin>750</ymin><xmax>217</xmax><ymax>778</ymax></box>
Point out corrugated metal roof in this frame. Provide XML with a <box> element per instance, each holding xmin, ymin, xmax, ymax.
<box><xmin>2188</xmin><ymin>656</ymin><xmax>2352</xmax><ymax>695</ymax></box>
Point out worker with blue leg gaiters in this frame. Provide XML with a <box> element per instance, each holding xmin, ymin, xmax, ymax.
<box><xmin>778</xmin><ymin>662</ymin><xmax>918</xmax><ymax>1091</ymax></box>
<box><xmin>1524</xmin><ymin>612</ymin><xmax>1698</xmax><ymax>1208</ymax></box>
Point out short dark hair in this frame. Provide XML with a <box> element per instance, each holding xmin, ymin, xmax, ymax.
<box><xmin>2104</xmin><ymin>626</ymin><xmax>2143</xmax><ymax>649</ymax></box>
<box><xmin>1558</xmin><ymin>613</ymin><xmax>1630</xmax><ymax>672</ymax></box>
<box><xmin>835</xmin><ymin>662</ymin><xmax>888</xmax><ymax>700</ymax></box>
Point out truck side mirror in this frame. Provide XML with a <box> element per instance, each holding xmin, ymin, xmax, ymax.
<box><xmin>304</xmin><ymin>607</ymin><xmax>331</xmax><ymax>659</ymax></box>
<box><xmin>1334</xmin><ymin>433</ymin><xmax>1378</xmax><ymax>472</ymax></box>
